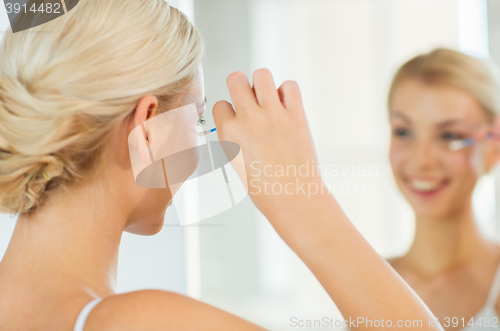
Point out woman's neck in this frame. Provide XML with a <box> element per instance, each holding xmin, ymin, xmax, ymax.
<box><xmin>403</xmin><ymin>201</ymin><xmax>496</xmax><ymax>277</ymax></box>
<box><xmin>1</xmin><ymin>178</ymin><xmax>128</xmax><ymax>298</ymax></box>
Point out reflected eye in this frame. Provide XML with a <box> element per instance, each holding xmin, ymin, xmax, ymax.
<box><xmin>440</xmin><ymin>131</ymin><xmax>464</xmax><ymax>141</ymax></box>
<box><xmin>393</xmin><ymin>128</ymin><xmax>410</xmax><ymax>138</ymax></box>
<box><xmin>197</xmin><ymin>116</ymin><xmax>206</xmax><ymax>126</ymax></box>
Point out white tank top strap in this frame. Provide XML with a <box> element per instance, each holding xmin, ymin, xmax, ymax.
<box><xmin>73</xmin><ymin>298</ymin><xmax>102</xmax><ymax>331</ymax></box>
<box><xmin>485</xmin><ymin>260</ymin><xmax>500</xmax><ymax>306</ymax></box>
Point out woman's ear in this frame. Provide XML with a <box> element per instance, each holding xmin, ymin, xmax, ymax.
<box><xmin>130</xmin><ymin>95</ymin><xmax>159</xmax><ymax>131</ymax></box>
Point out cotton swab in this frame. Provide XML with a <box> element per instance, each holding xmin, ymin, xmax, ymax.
<box><xmin>199</xmin><ymin>127</ymin><xmax>217</xmax><ymax>137</ymax></box>
<box><xmin>449</xmin><ymin>132</ymin><xmax>495</xmax><ymax>151</ymax></box>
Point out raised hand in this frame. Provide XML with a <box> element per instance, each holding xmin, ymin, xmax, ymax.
<box><xmin>213</xmin><ymin>69</ymin><xmax>328</xmax><ymax>219</ymax></box>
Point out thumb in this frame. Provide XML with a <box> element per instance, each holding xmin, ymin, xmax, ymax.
<box><xmin>213</xmin><ymin>100</ymin><xmax>236</xmax><ymax>141</ymax></box>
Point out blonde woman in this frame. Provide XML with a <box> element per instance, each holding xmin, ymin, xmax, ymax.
<box><xmin>0</xmin><ymin>0</ymin><xmax>446</xmax><ymax>330</ymax></box>
<box><xmin>388</xmin><ymin>48</ymin><xmax>500</xmax><ymax>330</ymax></box>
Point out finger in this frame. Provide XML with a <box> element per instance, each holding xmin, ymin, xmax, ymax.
<box><xmin>226</xmin><ymin>72</ymin><xmax>258</xmax><ymax>113</ymax></box>
<box><xmin>252</xmin><ymin>69</ymin><xmax>282</xmax><ymax>108</ymax></box>
<box><xmin>277</xmin><ymin>80</ymin><xmax>304</xmax><ymax>114</ymax></box>
<box><xmin>213</xmin><ymin>100</ymin><xmax>236</xmax><ymax>138</ymax></box>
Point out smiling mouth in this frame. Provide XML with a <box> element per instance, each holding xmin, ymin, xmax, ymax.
<box><xmin>406</xmin><ymin>178</ymin><xmax>449</xmax><ymax>196</ymax></box>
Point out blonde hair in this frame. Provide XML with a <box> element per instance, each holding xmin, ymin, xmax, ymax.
<box><xmin>0</xmin><ymin>0</ymin><xmax>204</xmax><ymax>214</ymax></box>
<box><xmin>388</xmin><ymin>48</ymin><xmax>500</xmax><ymax>121</ymax></box>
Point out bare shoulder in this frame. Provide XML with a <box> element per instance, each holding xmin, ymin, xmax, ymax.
<box><xmin>386</xmin><ymin>256</ymin><xmax>416</xmax><ymax>281</ymax></box>
<box><xmin>84</xmin><ymin>290</ymin><xmax>267</xmax><ymax>331</ymax></box>
<box><xmin>491</xmin><ymin>242</ymin><xmax>500</xmax><ymax>314</ymax></box>
<box><xmin>386</xmin><ymin>255</ymin><xmax>403</xmax><ymax>269</ymax></box>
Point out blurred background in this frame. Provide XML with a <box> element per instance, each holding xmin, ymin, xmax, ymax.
<box><xmin>2</xmin><ymin>0</ymin><xmax>500</xmax><ymax>330</ymax></box>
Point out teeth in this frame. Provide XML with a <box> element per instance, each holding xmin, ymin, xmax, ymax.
<box><xmin>410</xmin><ymin>180</ymin><xmax>443</xmax><ymax>192</ymax></box>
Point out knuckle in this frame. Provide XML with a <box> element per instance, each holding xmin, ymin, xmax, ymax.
<box><xmin>282</xmin><ymin>80</ymin><xmax>300</xmax><ymax>96</ymax></box>
<box><xmin>292</xmin><ymin>111</ymin><xmax>308</xmax><ymax>128</ymax></box>
<box><xmin>238</xmin><ymin>108</ymin><xmax>253</xmax><ymax>121</ymax></box>
<box><xmin>253</xmin><ymin>68</ymin><xmax>271</xmax><ymax>80</ymax></box>
<box><xmin>283</xmin><ymin>80</ymin><xmax>299</xmax><ymax>89</ymax></box>
<box><xmin>251</xmin><ymin>109</ymin><xmax>272</xmax><ymax>127</ymax></box>
<box><xmin>227</xmin><ymin>71</ymin><xmax>246</xmax><ymax>86</ymax></box>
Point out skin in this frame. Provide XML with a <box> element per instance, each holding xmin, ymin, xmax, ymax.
<box><xmin>0</xmin><ymin>68</ymin><xmax>444</xmax><ymax>330</ymax></box>
<box><xmin>388</xmin><ymin>78</ymin><xmax>500</xmax><ymax>331</ymax></box>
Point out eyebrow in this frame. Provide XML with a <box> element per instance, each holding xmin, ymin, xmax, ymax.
<box><xmin>196</xmin><ymin>97</ymin><xmax>207</xmax><ymax>118</ymax></box>
<box><xmin>390</xmin><ymin>111</ymin><xmax>473</xmax><ymax>129</ymax></box>
<box><xmin>435</xmin><ymin>119</ymin><xmax>476</xmax><ymax>131</ymax></box>
<box><xmin>389</xmin><ymin>111</ymin><xmax>411</xmax><ymax>123</ymax></box>
<box><xmin>198</xmin><ymin>97</ymin><xmax>207</xmax><ymax>110</ymax></box>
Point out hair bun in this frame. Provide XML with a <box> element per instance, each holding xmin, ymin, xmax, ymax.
<box><xmin>0</xmin><ymin>0</ymin><xmax>204</xmax><ymax>214</ymax></box>
<box><xmin>0</xmin><ymin>76</ymin><xmax>64</xmax><ymax>214</ymax></box>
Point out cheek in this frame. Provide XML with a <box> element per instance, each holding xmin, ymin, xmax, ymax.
<box><xmin>389</xmin><ymin>144</ymin><xmax>406</xmax><ymax>174</ymax></box>
<box><xmin>445</xmin><ymin>149</ymin><xmax>480</xmax><ymax>182</ymax></box>
<box><xmin>146</xmin><ymin>188</ymin><xmax>172</xmax><ymax>219</ymax></box>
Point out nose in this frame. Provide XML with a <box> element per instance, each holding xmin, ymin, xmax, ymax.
<box><xmin>410</xmin><ymin>138</ymin><xmax>440</xmax><ymax>172</ymax></box>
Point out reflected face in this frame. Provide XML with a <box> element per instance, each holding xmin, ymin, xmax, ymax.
<box><xmin>389</xmin><ymin>78</ymin><xmax>491</xmax><ymax>219</ymax></box>
<box><xmin>126</xmin><ymin>64</ymin><xmax>206</xmax><ymax>234</ymax></box>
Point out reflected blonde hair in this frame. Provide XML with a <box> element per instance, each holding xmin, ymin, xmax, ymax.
<box><xmin>0</xmin><ymin>0</ymin><xmax>204</xmax><ymax>214</ymax></box>
<box><xmin>388</xmin><ymin>48</ymin><xmax>500</xmax><ymax>121</ymax></box>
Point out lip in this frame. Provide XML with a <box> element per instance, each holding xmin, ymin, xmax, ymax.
<box><xmin>404</xmin><ymin>176</ymin><xmax>450</xmax><ymax>198</ymax></box>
